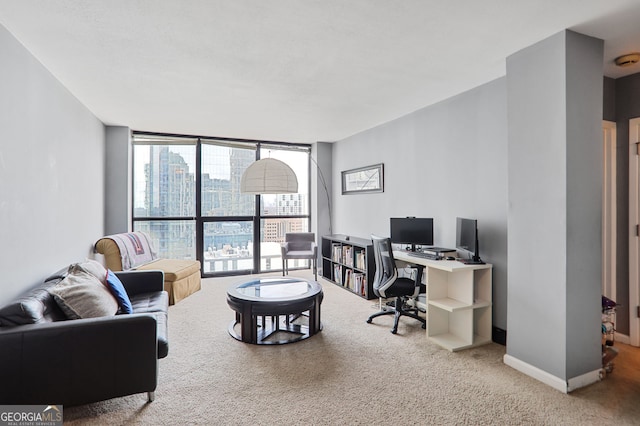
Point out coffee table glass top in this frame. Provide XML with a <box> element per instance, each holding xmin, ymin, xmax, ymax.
<box><xmin>234</xmin><ymin>278</ymin><xmax>314</xmax><ymax>299</ymax></box>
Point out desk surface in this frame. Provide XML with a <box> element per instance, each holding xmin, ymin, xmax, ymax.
<box><xmin>393</xmin><ymin>249</ymin><xmax>492</xmax><ymax>272</ymax></box>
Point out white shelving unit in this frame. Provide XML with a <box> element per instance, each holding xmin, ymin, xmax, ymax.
<box><xmin>394</xmin><ymin>251</ymin><xmax>493</xmax><ymax>352</ymax></box>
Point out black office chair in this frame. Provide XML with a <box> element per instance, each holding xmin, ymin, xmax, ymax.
<box><xmin>366</xmin><ymin>234</ymin><xmax>426</xmax><ymax>334</ymax></box>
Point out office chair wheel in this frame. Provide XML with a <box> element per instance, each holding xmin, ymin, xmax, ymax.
<box><xmin>391</xmin><ymin>329</ymin><xmax>397</xmax><ymax>334</ymax></box>
<box><xmin>422</xmin><ymin>323</ymin><xmax>426</xmax><ymax>329</ymax></box>
<box><xmin>366</xmin><ymin>318</ymin><xmax>372</xmax><ymax>324</ymax></box>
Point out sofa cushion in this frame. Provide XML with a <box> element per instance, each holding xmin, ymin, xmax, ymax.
<box><xmin>49</xmin><ymin>270</ymin><xmax>118</xmax><ymax>319</ymax></box>
<box><xmin>0</xmin><ymin>281</ymin><xmax>67</xmax><ymax>326</ymax></box>
<box><xmin>106</xmin><ymin>270</ymin><xmax>133</xmax><ymax>314</ymax></box>
<box><xmin>129</xmin><ymin>291</ymin><xmax>169</xmax><ymax>358</ymax></box>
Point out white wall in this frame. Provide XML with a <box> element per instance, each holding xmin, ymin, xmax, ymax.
<box><xmin>0</xmin><ymin>24</ymin><xmax>105</xmax><ymax>305</ymax></box>
<box><xmin>331</xmin><ymin>78</ymin><xmax>509</xmax><ymax>331</ymax></box>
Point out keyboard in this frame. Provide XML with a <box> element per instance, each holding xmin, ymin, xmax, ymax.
<box><xmin>406</xmin><ymin>251</ymin><xmax>441</xmax><ymax>260</ymax></box>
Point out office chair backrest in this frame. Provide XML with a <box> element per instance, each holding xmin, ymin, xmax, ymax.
<box><xmin>371</xmin><ymin>234</ymin><xmax>398</xmax><ymax>298</ymax></box>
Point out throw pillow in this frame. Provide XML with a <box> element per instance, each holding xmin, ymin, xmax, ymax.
<box><xmin>48</xmin><ymin>270</ymin><xmax>118</xmax><ymax>319</ymax></box>
<box><xmin>69</xmin><ymin>259</ymin><xmax>108</xmax><ymax>284</ymax></box>
<box><xmin>106</xmin><ymin>270</ymin><xmax>133</xmax><ymax>314</ymax></box>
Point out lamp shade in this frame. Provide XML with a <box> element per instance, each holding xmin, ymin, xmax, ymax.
<box><xmin>240</xmin><ymin>158</ymin><xmax>298</xmax><ymax>194</ymax></box>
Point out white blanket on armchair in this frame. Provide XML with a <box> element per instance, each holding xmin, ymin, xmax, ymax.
<box><xmin>108</xmin><ymin>232</ymin><xmax>157</xmax><ymax>270</ymax></box>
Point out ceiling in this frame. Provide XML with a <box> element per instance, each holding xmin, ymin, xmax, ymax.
<box><xmin>1</xmin><ymin>1</ymin><xmax>640</xmax><ymax>143</ymax></box>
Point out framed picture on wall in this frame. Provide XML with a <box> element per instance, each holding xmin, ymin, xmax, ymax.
<box><xmin>341</xmin><ymin>163</ymin><xmax>384</xmax><ymax>194</ymax></box>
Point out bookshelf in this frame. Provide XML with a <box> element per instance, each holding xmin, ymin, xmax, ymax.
<box><xmin>321</xmin><ymin>235</ymin><xmax>375</xmax><ymax>299</ymax></box>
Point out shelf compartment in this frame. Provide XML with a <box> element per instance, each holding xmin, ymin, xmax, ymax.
<box><xmin>429</xmin><ymin>333</ymin><xmax>492</xmax><ymax>352</ymax></box>
<box><xmin>428</xmin><ymin>297</ymin><xmax>491</xmax><ymax>312</ymax></box>
<box><xmin>427</xmin><ymin>268</ymin><xmax>475</xmax><ymax>306</ymax></box>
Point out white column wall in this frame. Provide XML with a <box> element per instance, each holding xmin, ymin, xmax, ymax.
<box><xmin>506</xmin><ymin>30</ymin><xmax>603</xmax><ymax>387</ymax></box>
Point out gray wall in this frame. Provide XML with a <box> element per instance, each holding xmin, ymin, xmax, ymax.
<box><xmin>331</xmin><ymin>78</ymin><xmax>509</xmax><ymax>331</ymax></box>
<box><xmin>311</xmin><ymin>142</ymin><xmax>333</xmax><ymax>242</ymax></box>
<box><xmin>0</xmin><ymin>24</ymin><xmax>105</xmax><ymax>306</ymax></box>
<box><xmin>105</xmin><ymin>126</ymin><xmax>132</xmax><ymax>235</ymax></box>
<box><xmin>507</xmin><ymin>30</ymin><xmax>602</xmax><ymax>380</ymax></box>
<box><xmin>603</xmin><ymin>77</ymin><xmax>616</xmax><ymax>122</ymax></box>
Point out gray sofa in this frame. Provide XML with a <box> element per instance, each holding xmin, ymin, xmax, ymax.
<box><xmin>0</xmin><ymin>269</ymin><xmax>168</xmax><ymax>406</ymax></box>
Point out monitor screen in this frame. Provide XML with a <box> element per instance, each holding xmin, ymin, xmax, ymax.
<box><xmin>456</xmin><ymin>217</ymin><xmax>481</xmax><ymax>262</ymax></box>
<box><xmin>390</xmin><ymin>217</ymin><xmax>434</xmax><ymax>251</ymax></box>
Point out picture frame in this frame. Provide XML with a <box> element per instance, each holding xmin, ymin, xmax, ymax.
<box><xmin>341</xmin><ymin>163</ymin><xmax>384</xmax><ymax>194</ymax></box>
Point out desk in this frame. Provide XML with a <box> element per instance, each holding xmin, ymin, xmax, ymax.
<box><xmin>394</xmin><ymin>250</ymin><xmax>493</xmax><ymax>351</ymax></box>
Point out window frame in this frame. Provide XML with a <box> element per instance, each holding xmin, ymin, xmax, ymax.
<box><xmin>131</xmin><ymin>131</ymin><xmax>312</xmax><ymax>277</ymax></box>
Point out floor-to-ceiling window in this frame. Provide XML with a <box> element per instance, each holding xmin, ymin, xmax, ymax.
<box><xmin>132</xmin><ymin>135</ymin><xmax>197</xmax><ymax>260</ymax></box>
<box><xmin>200</xmin><ymin>138</ymin><xmax>257</xmax><ymax>275</ymax></box>
<box><xmin>132</xmin><ymin>132</ymin><xmax>311</xmax><ymax>277</ymax></box>
<box><xmin>259</xmin><ymin>145</ymin><xmax>310</xmax><ymax>272</ymax></box>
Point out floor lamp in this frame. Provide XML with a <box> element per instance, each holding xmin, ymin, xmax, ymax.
<box><xmin>240</xmin><ymin>158</ymin><xmax>298</xmax><ymax>194</ymax></box>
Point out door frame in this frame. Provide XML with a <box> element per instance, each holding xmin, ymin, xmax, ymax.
<box><xmin>629</xmin><ymin>117</ymin><xmax>640</xmax><ymax>347</ymax></box>
<box><xmin>603</xmin><ymin>120</ymin><xmax>617</xmax><ymax>302</ymax></box>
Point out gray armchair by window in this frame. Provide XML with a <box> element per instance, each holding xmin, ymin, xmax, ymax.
<box><xmin>281</xmin><ymin>232</ymin><xmax>318</xmax><ymax>281</ymax></box>
<box><xmin>366</xmin><ymin>234</ymin><xmax>426</xmax><ymax>334</ymax></box>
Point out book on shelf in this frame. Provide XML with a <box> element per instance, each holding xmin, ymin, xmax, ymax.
<box><xmin>344</xmin><ymin>269</ymin><xmax>353</xmax><ymax>290</ymax></box>
<box><xmin>332</xmin><ymin>243</ymin><xmax>342</xmax><ymax>262</ymax></box>
<box><xmin>343</xmin><ymin>245</ymin><xmax>353</xmax><ymax>266</ymax></box>
<box><xmin>355</xmin><ymin>250</ymin><xmax>366</xmax><ymax>269</ymax></box>
<box><xmin>333</xmin><ymin>264</ymin><xmax>342</xmax><ymax>284</ymax></box>
<box><xmin>353</xmin><ymin>272</ymin><xmax>364</xmax><ymax>296</ymax></box>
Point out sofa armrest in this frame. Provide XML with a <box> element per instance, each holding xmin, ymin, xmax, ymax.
<box><xmin>116</xmin><ymin>270</ymin><xmax>165</xmax><ymax>296</ymax></box>
<box><xmin>0</xmin><ymin>314</ymin><xmax>158</xmax><ymax>406</ymax></box>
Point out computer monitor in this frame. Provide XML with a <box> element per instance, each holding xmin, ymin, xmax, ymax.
<box><xmin>390</xmin><ymin>217</ymin><xmax>434</xmax><ymax>252</ymax></box>
<box><xmin>455</xmin><ymin>217</ymin><xmax>483</xmax><ymax>263</ymax></box>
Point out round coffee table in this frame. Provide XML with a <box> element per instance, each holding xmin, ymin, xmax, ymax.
<box><xmin>226</xmin><ymin>277</ymin><xmax>323</xmax><ymax>345</ymax></box>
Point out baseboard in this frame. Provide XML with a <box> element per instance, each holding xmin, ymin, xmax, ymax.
<box><xmin>503</xmin><ymin>354</ymin><xmax>569</xmax><ymax>393</ymax></box>
<box><xmin>615</xmin><ymin>332</ymin><xmax>630</xmax><ymax>345</ymax></box>
<box><xmin>566</xmin><ymin>369</ymin><xmax>601</xmax><ymax>392</ymax></box>
<box><xmin>503</xmin><ymin>354</ymin><xmax>601</xmax><ymax>393</ymax></box>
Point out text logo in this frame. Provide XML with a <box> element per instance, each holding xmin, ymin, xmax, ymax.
<box><xmin>0</xmin><ymin>405</ymin><xmax>63</xmax><ymax>426</ymax></box>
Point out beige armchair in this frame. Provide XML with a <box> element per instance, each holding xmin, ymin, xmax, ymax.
<box><xmin>94</xmin><ymin>232</ymin><xmax>201</xmax><ymax>305</ymax></box>
<box><xmin>281</xmin><ymin>232</ymin><xmax>318</xmax><ymax>281</ymax></box>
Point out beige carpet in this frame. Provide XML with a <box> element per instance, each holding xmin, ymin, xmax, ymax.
<box><xmin>64</xmin><ymin>270</ymin><xmax>640</xmax><ymax>425</ymax></box>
